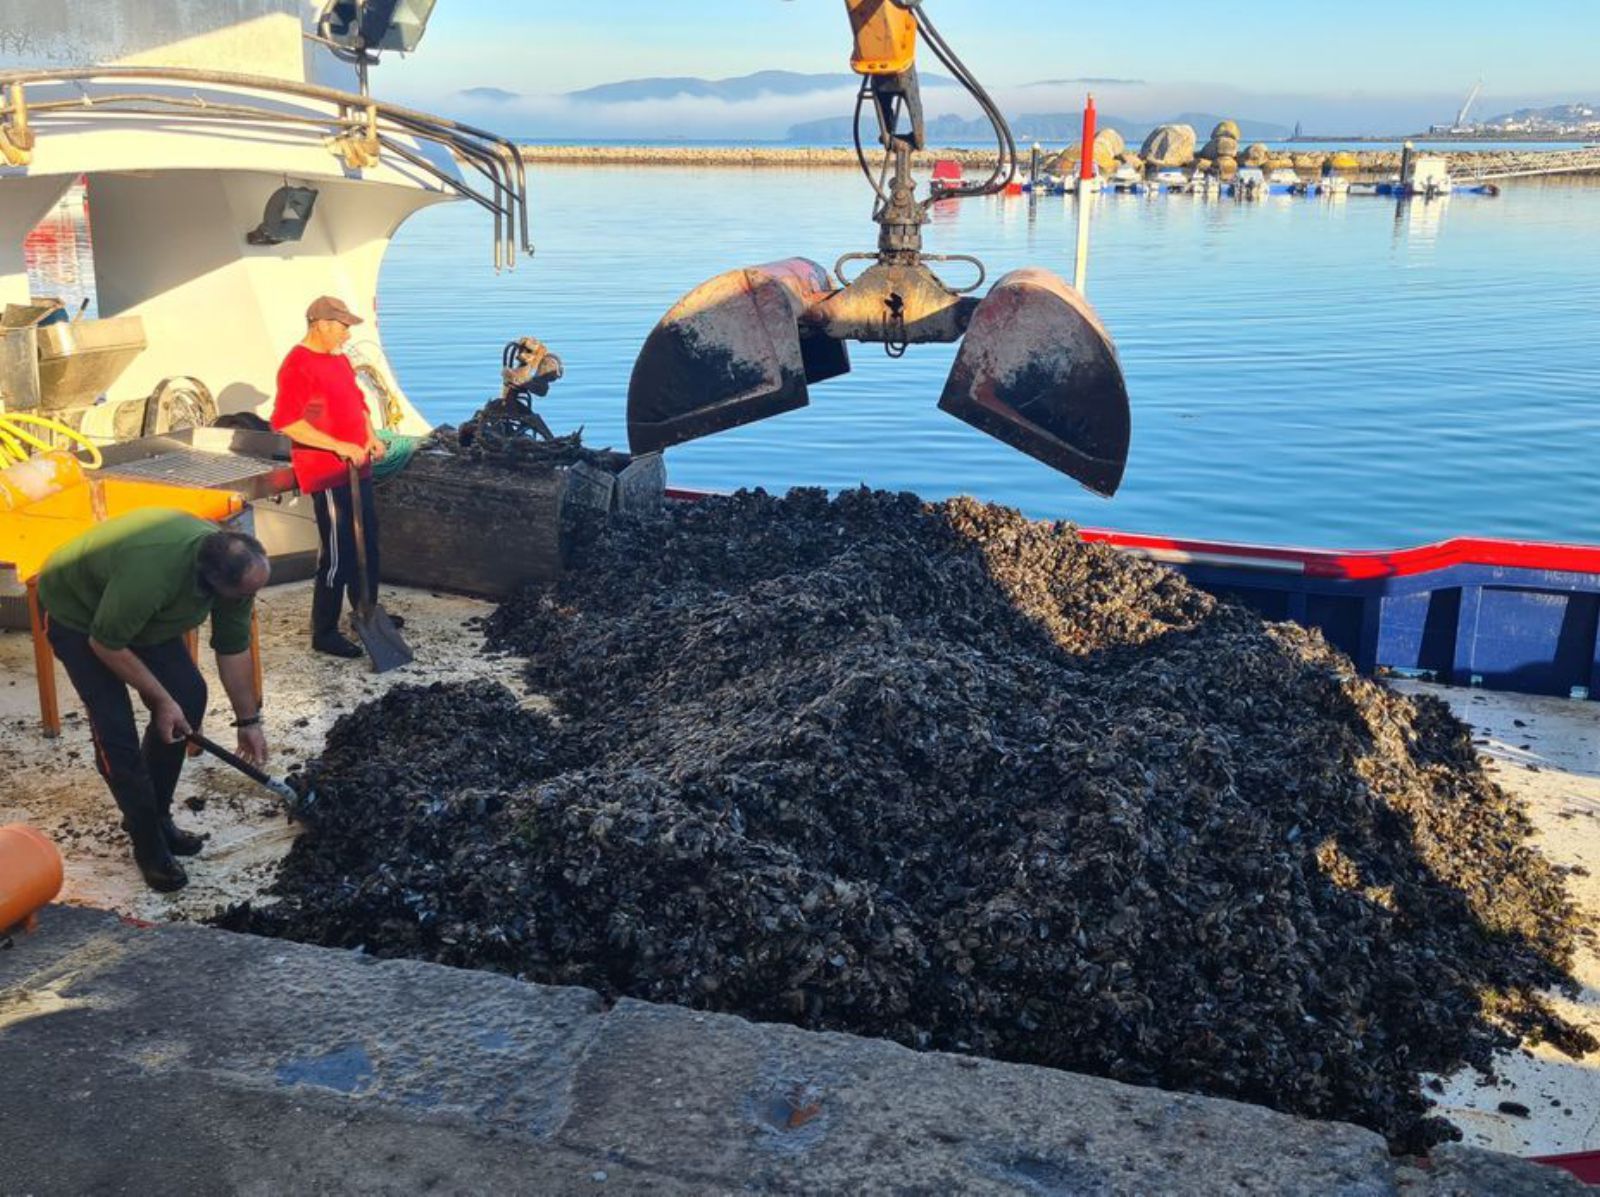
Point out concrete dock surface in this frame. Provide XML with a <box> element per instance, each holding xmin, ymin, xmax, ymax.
<box><xmin>0</xmin><ymin>906</ymin><xmax>1588</xmax><ymax>1196</ymax></box>
<box><xmin>6</xmin><ymin>595</ymin><xmax>1600</xmax><ymax>1188</ymax></box>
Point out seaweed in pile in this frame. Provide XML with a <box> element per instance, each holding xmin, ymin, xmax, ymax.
<box><xmin>224</xmin><ymin>488</ymin><xmax>1593</xmax><ymax>1152</ymax></box>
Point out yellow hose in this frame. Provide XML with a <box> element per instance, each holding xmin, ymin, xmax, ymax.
<box><xmin>0</xmin><ymin>413</ymin><xmax>102</xmax><ymax>470</ymax></box>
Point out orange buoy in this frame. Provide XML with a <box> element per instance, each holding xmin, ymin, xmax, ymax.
<box><xmin>0</xmin><ymin>824</ymin><xmax>63</xmax><ymax>933</ymax></box>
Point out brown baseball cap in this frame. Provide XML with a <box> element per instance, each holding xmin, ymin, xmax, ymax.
<box><xmin>305</xmin><ymin>295</ymin><xmax>364</xmax><ymax>326</ymax></box>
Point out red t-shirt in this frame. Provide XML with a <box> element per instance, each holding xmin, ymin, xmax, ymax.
<box><xmin>270</xmin><ymin>344</ymin><xmax>374</xmax><ymax>494</ymax></box>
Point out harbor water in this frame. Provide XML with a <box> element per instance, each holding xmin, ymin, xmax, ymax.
<box><xmin>31</xmin><ymin>168</ymin><xmax>1600</xmax><ymax>549</ymax></box>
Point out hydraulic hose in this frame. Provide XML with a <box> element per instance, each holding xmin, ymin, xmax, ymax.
<box><xmin>908</xmin><ymin>4</ymin><xmax>1017</xmax><ymax>203</ymax></box>
<box><xmin>851</xmin><ymin>1</ymin><xmax>1019</xmax><ymax>208</ymax></box>
<box><xmin>0</xmin><ymin>413</ymin><xmax>103</xmax><ymax>470</ymax></box>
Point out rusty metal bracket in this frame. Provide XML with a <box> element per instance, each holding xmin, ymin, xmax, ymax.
<box><xmin>328</xmin><ymin>103</ymin><xmax>381</xmax><ymax>169</ymax></box>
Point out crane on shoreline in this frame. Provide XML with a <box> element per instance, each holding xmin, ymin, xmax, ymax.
<box><xmin>1433</xmin><ymin>79</ymin><xmax>1484</xmax><ymax>134</ymax></box>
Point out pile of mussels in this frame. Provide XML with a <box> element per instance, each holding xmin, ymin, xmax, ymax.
<box><xmin>224</xmin><ymin>488</ymin><xmax>1593</xmax><ymax>1151</ymax></box>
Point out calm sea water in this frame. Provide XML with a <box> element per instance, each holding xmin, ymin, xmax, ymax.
<box><xmin>25</xmin><ymin>167</ymin><xmax>1600</xmax><ymax>549</ymax></box>
<box><xmin>377</xmin><ymin>167</ymin><xmax>1600</xmax><ymax>549</ymax></box>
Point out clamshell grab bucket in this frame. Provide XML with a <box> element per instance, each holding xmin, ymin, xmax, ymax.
<box><xmin>628</xmin><ymin>258</ymin><xmax>849</xmax><ymax>455</ymax></box>
<box><xmin>629</xmin><ymin>259</ymin><xmax>1130</xmax><ymax>499</ymax></box>
<box><xmin>938</xmin><ymin>268</ymin><xmax>1130</xmax><ymax>497</ymax></box>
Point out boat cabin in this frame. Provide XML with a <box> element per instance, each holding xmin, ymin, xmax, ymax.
<box><xmin>0</xmin><ymin>0</ymin><xmax>528</xmax><ymax>444</ymax></box>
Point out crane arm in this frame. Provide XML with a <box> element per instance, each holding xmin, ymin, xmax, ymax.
<box><xmin>1455</xmin><ymin>79</ymin><xmax>1483</xmax><ymax>129</ymax></box>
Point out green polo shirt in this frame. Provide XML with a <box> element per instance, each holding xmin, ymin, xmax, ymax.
<box><xmin>37</xmin><ymin>509</ymin><xmax>254</xmax><ymax>655</ymax></box>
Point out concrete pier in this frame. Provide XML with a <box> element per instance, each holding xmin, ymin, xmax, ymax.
<box><xmin>0</xmin><ymin>907</ymin><xmax>1585</xmax><ymax>1195</ymax></box>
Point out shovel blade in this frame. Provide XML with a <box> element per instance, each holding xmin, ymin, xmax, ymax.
<box><xmin>355</xmin><ymin>604</ymin><xmax>413</xmax><ymax>674</ymax></box>
<box><xmin>938</xmin><ymin>268</ymin><xmax>1130</xmax><ymax>497</ymax></box>
<box><xmin>628</xmin><ymin>258</ymin><xmax>850</xmax><ymax>455</ymax></box>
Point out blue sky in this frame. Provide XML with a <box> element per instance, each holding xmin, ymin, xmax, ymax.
<box><xmin>381</xmin><ymin>1</ymin><xmax>1598</xmax><ymax>136</ymax></box>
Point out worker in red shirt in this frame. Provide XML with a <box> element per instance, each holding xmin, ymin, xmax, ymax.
<box><xmin>270</xmin><ymin>296</ymin><xmax>392</xmax><ymax>658</ymax></box>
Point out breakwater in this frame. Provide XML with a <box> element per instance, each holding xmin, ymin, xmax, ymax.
<box><xmin>518</xmin><ymin>144</ymin><xmax>1599</xmax><ymax>177</ymax></box>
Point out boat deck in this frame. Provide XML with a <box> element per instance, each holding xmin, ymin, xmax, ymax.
<box><xmin>2</xmin><ymin>585</ymin><xmax>1599</xmax><ymax>1158</ymax></box>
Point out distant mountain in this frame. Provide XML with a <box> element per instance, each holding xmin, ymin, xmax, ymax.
<box><xmin>1018</xmin><ymin>77</ymin><xmax>1146</xmax><ymax>88</ymax></box>
<box><xmin>1483</xmin><ymin>102</ymin><xmax>1596</xmax><ymax>126</ymax></box>
<box><xmin>566</xmin><ymin>70</ymin><xmax>954</xmax><ymax>105</ymax></box>
<box><xmin>786</xmin><ymin>110</ymin><xmax>1291</xmax><ymax>145</ymax></box>
<box><xmin>1010</xmin><ymin>113</ymin><xmax>1140</xmax><ymax>141</ymax></box>
<box><xmin>787</xmin><ymin>112</ymin><xmax>1136</xmax><ymax>144</ymax></box>
<box><xmin>1165</xmin><ymin>112</ymin><xmax>1293</xmax><ymax>142</ymax></box>
<box><xmin>458</xmin><ymin>86</ymin><xmax>520</xmax><ymax>103</ymax></box>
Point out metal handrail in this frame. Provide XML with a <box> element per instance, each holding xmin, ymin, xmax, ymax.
<box><xmin>0</xmin><ymin>66</ymin><xmax>533</xmax><ymax>269</ymax></box>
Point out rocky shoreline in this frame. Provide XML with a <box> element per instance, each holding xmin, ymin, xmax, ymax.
<box><xmin>519</xmin><ymin>143</ymin><xmax>1597</xmax><ymax>177</ymax></box>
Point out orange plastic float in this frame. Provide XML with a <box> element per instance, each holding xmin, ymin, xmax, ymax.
<box><xmin>0</xmin><ymin>824</ymin><xmax>64</xmax><ymax>933</ymax></box>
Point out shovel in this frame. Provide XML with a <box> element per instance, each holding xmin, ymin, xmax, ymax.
<box><xmin>347</xmin><ymin>459</ymin><xmax>413</xmax><ymax>673</ymax></box>
<box><xmin>187</xmin><ymin>732</ymin><xmax>300</xmax><ymax>806</ymax></box>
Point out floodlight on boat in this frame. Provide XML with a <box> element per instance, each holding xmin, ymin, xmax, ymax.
<box><xmin>246</xmin><ymin>186</ymin><xmax>319</xmax><ymax>246</ymax></box>
<box><xmin>318</xmin><ymin>0</ymin><xmax>438</xmax><ymax>57</ymax></box>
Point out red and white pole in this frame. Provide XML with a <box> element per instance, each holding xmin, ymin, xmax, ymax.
<box><xmin>1074</xmin><ymin>93</ymin><xmax>1096</xmax><ymax>293</ymax></box>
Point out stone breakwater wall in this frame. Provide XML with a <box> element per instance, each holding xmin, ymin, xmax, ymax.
<box><xmin>519</xmin><ymin>145</ymin><xmax>999</xmax><ymax>168</ymax></box>
<box><xmin>519</xmin><ymin>144</ymin><xmax>1559</xmax><ymax>176</ymax></box>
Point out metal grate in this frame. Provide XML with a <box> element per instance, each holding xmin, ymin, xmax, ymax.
<box><xmin>102</xmin><ymin>449</ymin><xmax>283</xmax><ymax>489</ymax></box>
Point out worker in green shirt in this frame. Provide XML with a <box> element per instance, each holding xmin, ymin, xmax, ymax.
<box><xmin>38</xmin><ymin>509</ymin><xmax>272</xmax><ymax>893</ymax></box>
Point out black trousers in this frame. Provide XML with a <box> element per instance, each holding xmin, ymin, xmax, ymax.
<box><xmin>46</xmin><ymin>620</ymin><xmax>207</xmax><ymax>821</ymax></box>
<box><xmin>311</xmin><ymin>476</ymin><xmax>380</xmax><ymax>637</ymax></box>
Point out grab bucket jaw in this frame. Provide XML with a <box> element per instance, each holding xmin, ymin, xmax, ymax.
<box><xmin>628</xmin><ymin>258</ymin><xmax>848</xmax><ymax>455</ymax></box>
<box><xmin>938</xmin><ymin>268</ymin><xmax>1130</xmax><ymax>497</ymax></box>
<box><xmin>629</xmin><ymin>260</ymin><xmax>1130</xmax><ymax>499</ymax></box>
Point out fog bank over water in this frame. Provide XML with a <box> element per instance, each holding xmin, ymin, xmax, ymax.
<box><xmin>395</xmin><ymin>73</ymin><xmax>1586</xmax><ymax>143</ymax></box>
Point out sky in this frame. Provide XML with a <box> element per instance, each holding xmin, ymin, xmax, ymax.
<box><xmin>377</xmin><ymin>1</ymin><xmax>1600</xmax><ymax>138</ymax></box>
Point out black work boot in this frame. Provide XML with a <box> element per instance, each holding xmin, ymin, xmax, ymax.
<box><xmin>113</xmin><ymin>778</ymin><xmax>189</xmax><ymax>893</ymax></box>
<box><xmin>159</xmin><ymin>803</ymin><xmax>206</xmax><ymax>857</ymax></box>
<box><xmin>124</xmin><ymin>812</ymin><xmax>189</xmax><ymax>893</ymax></box>
<box><xmin>313</xmin><ymin>630</ymin><xmax>363</xmax><ymax>658</ymax></box>
<box><xmin>143</xmin><ymin>726</ymin><xmax>205</xmax><ymax>856</ymax></box>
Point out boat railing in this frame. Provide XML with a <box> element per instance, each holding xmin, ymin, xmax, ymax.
<box><xmin>0</xmin><ymin>67</ymin><xmax>532</xmax><ymax>269</ymax></box>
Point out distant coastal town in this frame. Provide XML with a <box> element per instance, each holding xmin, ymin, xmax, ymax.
<box><xmin>1422</xmin><ymin>101</ymin><xmax>1598</xmax><ymax>139</ymax></box>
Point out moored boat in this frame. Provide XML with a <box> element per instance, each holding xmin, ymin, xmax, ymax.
<box><xmin>1</xmin><ymin>0</ymin><xmax>534</xmax><ymax>571</ymax></box>
<box><xmin>928</xmin><ymin>157</ymin><xmax>967</xmax><ymax>196</ymax></box>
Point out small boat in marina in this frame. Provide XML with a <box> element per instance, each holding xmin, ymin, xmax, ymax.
<box><xmin>1228</xmin><ymin>166</ymin><xmax>1269</xmax><ymax>199</ymax></box>
<box><xmin>1021</xmin><ymin>173</ymin><xmax>1071</xmax><ymax>195</ymax></box>
<box><xmin>1266</xmin><ymin>166</ymin><xmax>1303</xmax><ymax>194</ymax></box>
<box><xmin>1367</xmin><ymin>154</ymin><xmax>1500</xmax><ymax>198</ymax></box>
<box><xmin>929</xmin><ymin>158</ymin><xmax>968</xmax><ymax>196</ymax></box>
<box><xmin>1107</xmin><ymin>162</ymin><xmax>1145</xmax><ymax>193</ymax></box>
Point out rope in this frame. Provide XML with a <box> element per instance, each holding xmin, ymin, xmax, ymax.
<box><xmin>0</xmin><ymin>413</ymin><xmax>102</xmax><ymax>469</ymax></box>
<box><xmin>371</xmin><ymin>427</ymin><xmax>420</xmax><ymax>481</ymax></box>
